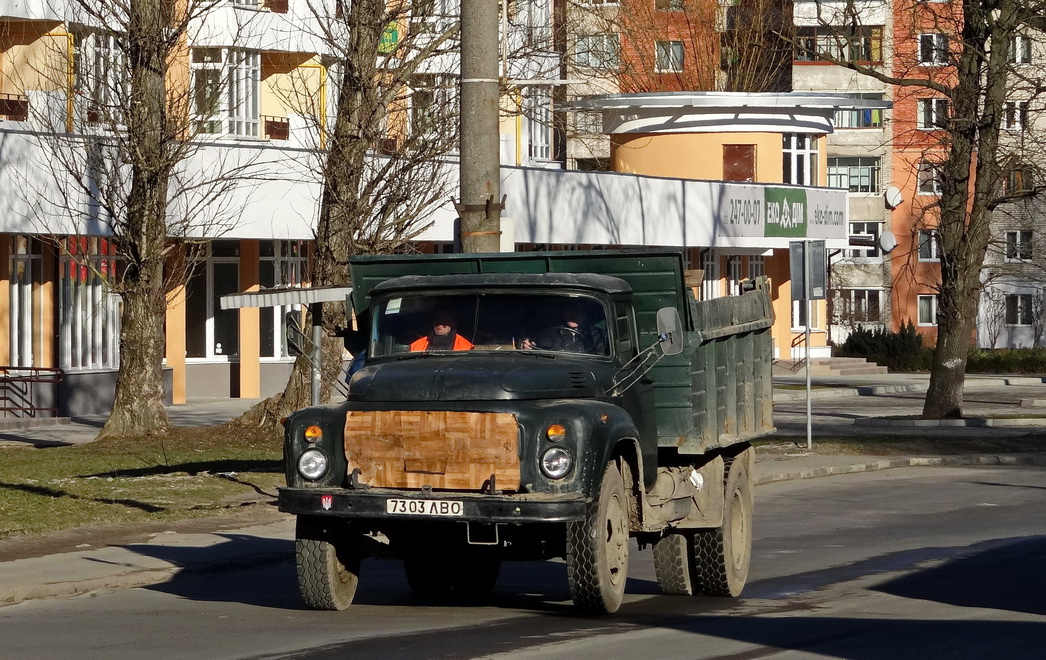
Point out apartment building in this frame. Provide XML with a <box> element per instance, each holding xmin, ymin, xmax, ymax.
<box><xmin>0</xmin><ymin>0</ymin><xmax>560</xmax><ymax>414</ymax></box>
<box><xmin>791</xmin><ymin>1</ymin><xmax>895</xmax><ymax>346</ymax></box>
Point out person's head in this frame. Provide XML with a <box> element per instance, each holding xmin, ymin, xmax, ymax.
<box><xmin>563</xmin><ymin>304</ymin><xmax>590</xmax><ymax>329</ymax></box>
<box><xmin>432</xmin><ymin>310</ymin><xmax>455</xmax><ymax>336</ymax></box>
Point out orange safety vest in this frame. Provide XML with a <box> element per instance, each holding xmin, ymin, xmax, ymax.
<box><xmin>409</xmin><ymin>334</ymin><xmax>473</xmax><ymax>352</ymax></box>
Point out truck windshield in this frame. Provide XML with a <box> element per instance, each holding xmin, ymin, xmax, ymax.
<box><xmin>370</xmin><ymin>293</ymin><xmax>610</xmax><ymax>357</ymax></box>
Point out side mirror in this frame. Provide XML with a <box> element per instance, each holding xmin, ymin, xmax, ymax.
<box><xmin>656</xmin><ymin>307</ymin><xmax>684</xmax><ymax>356</ymax></box>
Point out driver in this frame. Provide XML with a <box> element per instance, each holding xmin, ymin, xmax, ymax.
<box><xmin>521</xmin><ymin>303</ymin><xmax>606</xmax><ymax>354</ymax></box>
<box><xmin>410</xmin><ymin>310</ymin><xmax>473</xmax><ymax>351</ymax></box>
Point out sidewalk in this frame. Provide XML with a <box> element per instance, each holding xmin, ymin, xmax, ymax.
<box><xmin>1</xmin><ymin>374</ymin><xmax>1045</xmax><ymax>607</ymax></box>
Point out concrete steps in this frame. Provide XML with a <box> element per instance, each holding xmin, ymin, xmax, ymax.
<box><xmin>773</xmin><ymin>357</ymin><xmax>889</xmax><ymax>377</ymax></box>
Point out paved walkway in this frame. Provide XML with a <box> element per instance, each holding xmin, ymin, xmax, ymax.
<box><xmin>1</xmin><ymin>374</ymin><xmax>1044</xmax><ymax>607</ymax></box>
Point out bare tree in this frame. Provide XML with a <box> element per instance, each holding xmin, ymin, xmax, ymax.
<box><xmin>235</xmin><ymin>0</ymin><xmax>463</xmax><ymax>425</ymax></box>
<box><xmin>10</xmin><ymin>0</ymin><xmax>263</xmax><ymax>437</ymax></box>
<box><xmin>800</xmin><ymin>0</ymin><xmax>1046</xmax><ymax>417</ymax></box>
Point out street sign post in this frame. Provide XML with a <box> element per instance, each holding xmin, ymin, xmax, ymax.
<box><xmin>789</xmin><ymin>240</ymin><xmax>826</xmax><ymax>451</ymax></box>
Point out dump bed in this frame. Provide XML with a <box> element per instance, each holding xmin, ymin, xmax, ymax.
<box><xmin>348</xmin><ymin>249</ymin><xmax>774</xmax><ymax>454</ymax></box>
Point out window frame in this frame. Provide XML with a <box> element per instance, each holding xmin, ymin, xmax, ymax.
<box><xmin>1004</xmin><ymin>100</ymin><xmax>1029</xmax><ymax>131</ymax></box>
<box><xmin>782</xmin><ymin>133</ymin><xmax>819</xmax><ymax>186</ymax></box>
<box><xmin>1009</xmin><ymin>34</ymin><xmax>1032</xmax><ymax>65</ymax></box>
<box><xmin>846</xmin><ymin>221</ymin><xmax>883</xmax><ymax>260</ymax></box>
<box><xmin>917</xmin><ymin>294</ymin><xmax>938</xmax><ymax>326</ymax></box>
<box><xmin>655</xmin><ymin>40</ymin><xmax>685</xmax><ymax>73</ymax></box>
<box><xmin>918</xmin><ymin>33</ymin><xmax>949</xmax><ymax>66</ymax></box>
<box><xmin>1004</xmin><ymin>293</ymin><xmax>1033</xmax><ymax>326</ymax></box>
<box><xmin>917</xmin><ymin>98</ymin><xmax>949</xmax><ymax>130</ymax></box>
<box><xmin>527</xmin><ymin>85</ymin><xmax>552</xmax><ymax>161</ymax></box>
<box><xmin>191</xmin><ymin>47</ymin><xmax>261</xmax><ymax>138</ymax></box>
<box><xmin>1005</xmin><ymin>229</ymin><xmax>1032</xmax><ymax>261</ymax></box>
<box><xmin>918</xmin><ymin>161</ymin><xmax>943</xmax><ymax>195</ymax></box>
<box><xmin>833</xmin><ymin>94</ymin><xmax>885</xmax><ymax>129</ymax></box>
<box><xmin>833</xmin><ymin>288</ymin><xmax>883</xmax><ymax>324</ymax></box>
<box><xmin>575</xmin><ymin>33</ymin><xmax>621</xmax><ymax>70</ymax></box>
<box><xmin>827</xmin><ymin>156</ymin><xmax>881</xmax><ymax>193</ymax></box>
<box><xmin>918</xmin><ymin>229</ymin><xmax>940</xmax><ymax>261</ymax></box>
<box><xmin>58</xmin><ymin>236</ymin><xmax>122</xmax><ymax>371</ymax></box>
<box><xmin>795</xmin><ymin>25</ymin><xmax>884</xmax><ymax>64</ymax></box>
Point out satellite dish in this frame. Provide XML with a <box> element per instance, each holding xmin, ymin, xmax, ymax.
<box><xmin>884</xmin><ymin>186</ymin><xmax>904</xmax><ymax>210</ymax></box>
<box><xmin>878</xmin><ymin>231</ymin><xmax>898</xmax><ymax>254</ymax></box>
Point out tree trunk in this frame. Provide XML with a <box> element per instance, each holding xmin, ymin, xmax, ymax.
<box><xmin>101</xmin><ymin>260</ymin><xmax>170</xmax><ymax>437</ymax></box>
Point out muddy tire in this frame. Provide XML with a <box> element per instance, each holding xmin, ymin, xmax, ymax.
<box><xmin>693</xmin><ymin>454</ymin><xmax>753</xmax><ymax>597</ymax></box>
<box><xmin>653</xmin><ymin>532</ymin><xmax>695</xmax><ymax>595</ymax></box>
<box><xmin>566</xmin><ymin>461</ymin><xmax>630</xmax><ymax>613</ymax></box>
<box><xmin>295</xmin><ymin>516</ymin><xmax>362</xmax><ymax>610</ymax></box>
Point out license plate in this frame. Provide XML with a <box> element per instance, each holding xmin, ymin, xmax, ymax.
<box><xmin>386</xmin><ymin>498</ymin><xmax>464</xmax><ymax>517</ymax></box>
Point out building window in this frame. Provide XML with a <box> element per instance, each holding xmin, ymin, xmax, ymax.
<box><xmin>917</xmin><ymin>98</ymin><xmax>949</xmax><ymax>130</ymax></box>
<box><xmin>795</xmin><ymin>26</ymin><xmax>883</xmax><ymax>63</ymax></box>
<box><xmin>782</xmin><ymin>133</ymin><xmax>818</xmax><ymax>185</ymax></box>
<box><xmin>1006</xmin><ymin>230</ymin><xmax>1032</xmax><ymax>261</ymax></box>
<box><xmin>833</xmin><ymin>94</ymin><xmax>885</xmax><ymax>128</ymax></box>
<box><xmin>410</xmin><ymin>73</ymin><xmax>456</xmax><ymax>145</ymax></box>
<box><xmin>656</xmin><ymin>0</ymin><xmax>684</xmax><ymax>9</ymax></box>
<box><xmin>827</xmin><ymin>157</ymin><xmax>881</xmax><ymax>192</ymax></box>
<box><xmin>918</xmin><ymin>161</ymin><xmax>942</xmax><ymax>195</ymax></box>
<box><xmin>72</xmin><ymin>29</ymin><xmax>124</xmax><ymax>125</ymax></box>
<box><xmin>575</xmin><ymin>34</ymin><xmax>620</xmax><ymax>69</ymax></box>
<box><xmin>1004</xmin><ymin>168</ymin><xmax>1033</xmax><ymax>194</ymax></box>
<box><xmin>792</xmin><ymin>299</ymin><xmax>818</xmax><ymax>330</ymax></box>
<box><xmin>727</xmin><ymin>256</ymin><xmax>744</xmax><ymax>296</ymax></box>
<box><xmin>10</xmin><ymin>237</ymin><xmax>44</xmax><ymax>368</ymax></box>
<box><xmin>834</xmin><ymin>288</ymin><xmax>882</xmax><ymax>323</ymax></box>
<box><xmin>918</xmin><ymin>33</ymin><xmax>949</xmax><ymax>65</ymax></box>
<box><xmin>260</xmin><ymin>241</ymin><xmax>308</xmax><ymax>358</ymax></box>
<box><xmin>1004</xmin><ymin>101</ymin><xmax>1029</xmax><ymax>130</ymax></box>
<box><xmin>655</xmin><ymin>40</ymin><xmax>684</xmax><ymax>73</ymax></box>
<box><xmin>186</xmin><ymin>241</ymin><xmax>240</xmax><ymax>359</ymax></box>
<box><xmin>1009</xmin><ymin>35</ymin><xmax>1032</xmax><ymax>64</ymax></box>
<box><xmin>527</xmin><ymin>86</ymin><xmax>552</xmax><ymax>160</ymax></box>
<box><xmin>1005</xmin><ymin>293</ymin><xmax>1033</xmax><ymax>326</ymax></box>
<box><xmin>59</xmin><ymin>237</ymin><xmax>121</xmax><ymax>370</ymax></box>
<box><xmin>748</xmin><ymin>255</ymin><xmax>764</xmax><ymax>280</ymax></box>
<box><xmin>918</xmin><ymin>229</ymin><xmax>939</xmax><ymax>261</ymax></box>
<box><xmin>192</xmin><ymin>48</ymin><xmax>260</xmax><ymax>137</ymax></box>
<box><xmin>701</xmin><ymin>249</ymin><xmax>720</xmax><ymax>300</ymax></box>
<box><xmin>847</xmin><ymin>221</ymin><xmax>882</xmax><ymax>259</ymax></box>
<box><xmin>917</xmin><ymin>294</ymin><xmax>938</xmax><ymax>325</ymax></box>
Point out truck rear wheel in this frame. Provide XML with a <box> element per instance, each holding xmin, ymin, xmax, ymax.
<box><xmin>295</xmin><ymin>516</ymin><xmax>362</xmax><ymax>610</ymax></box>
<box><xmin>693</xmin><ymin>454</ymin><xmax>753</xmax><ymax>597</ymax></box>
<box><xmin>566</xmin><ymin>461</ymin><xmax>629</xmax><ymax>613</ymax></box>
<box><xmin>653</xmin><ymin>532</ymin><xmax>695</xmax><ymax>595</ymax></box>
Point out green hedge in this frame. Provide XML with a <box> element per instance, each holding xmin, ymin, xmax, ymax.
<box><xmin>835</xmin><ymin>323</ymin><xmax>1046</xmax><ymax>374</ymax></box>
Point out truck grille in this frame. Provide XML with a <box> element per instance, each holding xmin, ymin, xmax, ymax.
<box><xmin>343</xmin><ymin>410</ymin><xmax>521</xmax><ymax>490</ymax></box>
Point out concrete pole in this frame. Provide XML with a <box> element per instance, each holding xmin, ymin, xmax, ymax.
<box><xmin>458</xmin><ymin>0</ymin><xmax>503</xmax><ymax>253</ymax></box>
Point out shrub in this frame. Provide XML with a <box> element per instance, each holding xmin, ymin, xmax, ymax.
<box><xmin>836</xmin><ymin>321</ymin><xmax>934</xmax><ymax>371</ymax></box>
<box><xmin>967</xmin><ymin>348</ymin><xmax>1046</xmax><ymax>374</ymax></box>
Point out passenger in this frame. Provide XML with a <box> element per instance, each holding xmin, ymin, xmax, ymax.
<box><xmin>521</xmin><ymin>303</ymin><xmax>606</xmax><ymax>354</ymax></box>
<box><xmin>410</xmin><ymin>310</ymin><xmax>474</xmax><ymax>351</ymax></box>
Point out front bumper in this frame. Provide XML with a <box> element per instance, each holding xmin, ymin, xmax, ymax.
<box><xmin>278</xmin><ymin>487</ymin><xmax>587</xmax><ymax>524</ymax></box>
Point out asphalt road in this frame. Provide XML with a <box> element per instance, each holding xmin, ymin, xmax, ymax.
<box><xmin>3</xmin><ymin>464</ymin><xmax>1044</xmax><ymax>660</ymax></box>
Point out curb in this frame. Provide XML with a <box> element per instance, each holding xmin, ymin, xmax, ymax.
<box><xmin>754</xmin><ymin>453</ymin><xmax>1046</xmax><ymax>485</ymax></box>
<box><xmin>0</xmin><ymin>551</ymin><xmax>289</xmax><ymax>608</ymax></box>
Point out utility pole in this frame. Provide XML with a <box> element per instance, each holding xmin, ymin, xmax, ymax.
<box><xmin>457</xmin><ymin>0</ymin><xmax>503</xmax><ymax>253</ymax></box>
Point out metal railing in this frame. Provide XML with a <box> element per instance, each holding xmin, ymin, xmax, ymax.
<box><xmin>0</xmin><ymin>367</ymin><xmax>63</xmax><ymax>418</ymax></box>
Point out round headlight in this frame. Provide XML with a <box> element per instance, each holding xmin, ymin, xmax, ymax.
<box><xmin>545</xmin><ymin>423</ymin><xmax>567</xmax><ymax>442</ymax></box>
<box><xmin>298</xmin><ymin>449</ymin><xmax>329</xmax><ymax>480</ymax></box>
<box><xmin>540</xmin><ymin>446</ymin><xmax>573</xmax><ymax>479</ymax></box>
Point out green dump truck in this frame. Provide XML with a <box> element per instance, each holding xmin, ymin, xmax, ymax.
<box><xmin>278</xmin><ymin>249</ymin><xmax>775</xmax><ymax>613</ymax></box>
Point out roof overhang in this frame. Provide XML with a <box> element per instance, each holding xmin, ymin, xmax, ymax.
<box><xmin>219</xmin><ymin>285</ymin><xmax>353</xmax><ymax>310</ymax></box>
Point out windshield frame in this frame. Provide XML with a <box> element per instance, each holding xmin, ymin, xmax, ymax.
<box><xmin>367</xmin><ymin>289</ymin><xmax>614</xmax><ymax>360</ymax></box>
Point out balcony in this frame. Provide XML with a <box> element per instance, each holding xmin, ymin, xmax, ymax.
<box><xmin>0</xmin><ymin>93</ymin><xmax>28</xmax><ymax>122</ymax></box>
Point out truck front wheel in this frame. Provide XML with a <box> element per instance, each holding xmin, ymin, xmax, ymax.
<box><xmin>295</xmin><ymin>516</ymin><xmax>363</xmax><ymax>610</ymax></box>
<box><xmin>693</xmin><ymin>453</ymin><xmax>753</xmax><ymax>597</ymax></box>
<box><xmin>566</xmin><ymin>461</ymin><xmax>630</xmax><ymax>613</ymax></box>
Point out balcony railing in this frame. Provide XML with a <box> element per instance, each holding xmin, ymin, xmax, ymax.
<box><xmin>0</xmin><ymin>93</ymin><xmax>29</xmax><ymax>122</ymax></box>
